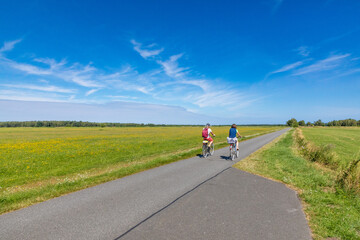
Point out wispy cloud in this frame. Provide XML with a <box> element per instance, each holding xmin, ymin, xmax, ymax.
<box><xmin>85</xmin><ymin>89</ymin><xmax>99</xmax><ymax>96</ymax></box>
<box><xmin>179</xmin><ymin>80</ymin><xmax>210</xmax><ymax>92</ymax></box>
<box><xmin>190</xmin><ymin>90</ymin><xmax>257</xmax><ymax>108</ymax></box>
<box><xmin>270</xmin><ymin>61</ymin><xmax>304</xmax><ymax>74</ymax></box>
<box><xmin>0</xmin><ymin>41</ymin><xmax>154</xmax><ymax>102</ymax></box>
<box><xmin>0</xmin><ymin>38</ymin><xmax>259</xmax><ymax>116</ymax></box>
<box><xmin>130</xmin><ymin>39</ymin><xmax>260</xmax><ymax>112</ymax></box>
<box><xmin>293</xmin><ymin>54</ymin><xmax>350</xmax><ymax>76</ymax></box>
<box><xmin>2</xmin><ymin>57</ymin><xmax>102</xmax><ymax>88</ymax></box>
<box><xmin>1</xmin><ymin>83</ymin><xmax>77</xmax><ymax>93</ymax></box>
<box><xmin>157</xmin><ymin>54</ymin><xmax>189</xmax><ymax>78</ymax></box>
<box><xmin>0</xmin><ymin>39</ymin><xmax>22</xmax><ymax>53</ymax></box>
<box><xmin>131</xmin><ymin>39</ymin><xmax>164</xmax><ymax>59</ymax></box>
<box><xmin>295</xmin><ymin>46</ymin><xmax>310</xmax><ymax>57</ymax></box>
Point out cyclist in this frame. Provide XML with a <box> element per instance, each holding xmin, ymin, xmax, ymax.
<box><xmin>202</xmin><ymin>123</ymin><xmax>216</xmax><ymax>146</ymax></box>
<box><xmin>228</xmin><ymin>124</ymin><xmax>242</xmax><ymax>150</ymax></box>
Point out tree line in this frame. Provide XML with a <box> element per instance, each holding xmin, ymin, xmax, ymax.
<box><xmin>0</xmin><ymin>121</ymin><xmax>175</xmax><ymax>128</ymax></box>
<box><xmin>286</xmin><ymin>118</ymin><xmax>360</xmax><ymax>127</ymax></box>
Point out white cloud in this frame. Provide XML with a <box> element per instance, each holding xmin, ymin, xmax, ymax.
<box><xmin>131</xmin><ymin>39</ymin><xmax>164</xmax><ymax>59</ymax></box>
<box><xmin>179</xmin><ymin>80</ymin><xmax>210</xmax><ymax>92</ymax></box>
<box><xmin>34</xmin><ymin>57</ymin><xmax>67</xmax><ymax>69</ymax></box>
<box><xmin>2</xmin><ymin>57</ymin><xmax>102</xmax><ymax>88</ymax></box>
<box><xmin>270</xmin><ymin>61</ymin><xmax>304</xmax><ymax>74</ymax></box>
<box><xmin>85</xmin><ymin>89</ymin><xmax>99</xmax><ymax>96</ymax></box>
<box><xmin>131</xmin><ymin>40</ymin><xmax>259</xmax><ymax>112</ymax></box>
<box><xmin>190</xmin><ymin>90</ymin><xmax>256</xmax><ymax>108</ymax></box>
<box><xmin>0</xmin><ymin>39</ymin><xmax>22</xmax><ymax>53</ymax></box>
<box><xmin>295</xmin><ymin>46</ymin><xmax>310</xmax><ymax>57</ymax></box>
<box><xmin>157</xmin><ymin>54</ymin><xmax>189</xmax><ymax>78</ymax></box>
<box><xmin>293</xmin><ymin>54</ymin><xmax>350</xmax><ymax>76</ymax></box>
<box><xmin>1</xmin><ymin>38</ymin><xmax>260</xmax><ymax>117</ymax></box>
<box><xmin>7</xmin><ymin>60</ymin><xmax>52</xmax><ymax>75</ymax></box>
<box><xmin>0</xmin><ymin>89</ymin><xmax>66</xmax><ymax>102</ymax></box>
<box><xmin>1</xmin><ymin>84</ymin><xmax>77</xmax><ymax>93</ymax></box>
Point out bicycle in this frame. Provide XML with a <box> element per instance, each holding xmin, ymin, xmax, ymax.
<box><xmin>227</xmin><ymin>138</ymin><xmax>239</xmax><ymax>161</ymax></box>
<box><xmin>202</xmin><ymin>140</ymin><xmax>214</xmax><ymax>158</ymax></box>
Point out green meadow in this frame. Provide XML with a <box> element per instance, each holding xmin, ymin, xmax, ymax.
<box><xmin>0</xmin><ymin>126</ymin><xmax>282</xmax><ymax>214</ymax></box>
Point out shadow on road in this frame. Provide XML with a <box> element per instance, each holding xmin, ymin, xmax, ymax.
<box><xmin>220</xmin><ymin>155</ymin><xmax>231</xmax><ymax>161</ymax></box>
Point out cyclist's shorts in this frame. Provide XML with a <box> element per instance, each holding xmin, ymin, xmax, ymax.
<box><xmin>227</xmin><ymin>137</ymin><xmax>237</xmax><ymax>144</ymax></box>
<box><xmin>204</xmin><ymin>137</ymin><xmax>213</xmax><ymax>142</ymax></box>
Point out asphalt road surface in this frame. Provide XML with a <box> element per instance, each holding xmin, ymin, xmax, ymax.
<box><xmin>0</xmin><ymin>128</ymin><xmax>311</xmax><ymax>240</ymax></box>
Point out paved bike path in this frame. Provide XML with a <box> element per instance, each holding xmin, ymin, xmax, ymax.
<box><xmin>0</xmin><ymin>128</ymin><xmax>310</xmax><ymax>239</ymax></box>
<box><xmin>120</xmin><ymin>168</ymin><xmax>311</xmax><ymax>240</ymax></box>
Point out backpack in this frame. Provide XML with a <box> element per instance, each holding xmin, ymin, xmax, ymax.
<box><xmin>202</xmin><ymin>128</ymin><xmax>209</xmax><ymax>138</ymax></box>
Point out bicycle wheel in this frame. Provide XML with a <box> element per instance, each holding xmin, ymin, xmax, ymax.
<box><xmin>202</xmin><ymin>144</ymin><xmax>208</xmax><ymax>158</ymax></box>
<box><xmin>231</xmin><ymin>149</ymin><xmax>235</xmax><ymax>161</ymax></box>
<box><xmin>209</xmin><ymin>143</ymin><xmax>214</xmax><ymax>156</ymax></box>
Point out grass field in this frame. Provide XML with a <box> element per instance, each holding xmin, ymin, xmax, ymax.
<box><xmin>235</xmin><ymin>129</ymin><xmax>360</xmax><ymax>239</ymax></box>
<box><xmin>0</xmin><ymin>126</ymin><xmax>282</xmax><ymax>214</ymax></box>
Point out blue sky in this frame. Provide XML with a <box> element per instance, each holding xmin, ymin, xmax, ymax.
<box><xmin>1</xmin><ymin>0</ymin><xmax>360</xmax><ymax>124</ymax></box>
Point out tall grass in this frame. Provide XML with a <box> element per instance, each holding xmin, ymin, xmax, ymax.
<box><xmin>294</xmin><ymin>128</ymin><xmax>337</xmax><ymax>167</ymax></box>
<box><xmin>337</xmin><ymin>158</ymin><xmax>360</xmax><ymax>194</ymax></box>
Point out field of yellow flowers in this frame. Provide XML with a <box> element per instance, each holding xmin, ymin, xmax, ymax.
<box><xmin>0</xmin><ymin>126</ymin><xmax>282</xmax><ymax>214</ymax></box>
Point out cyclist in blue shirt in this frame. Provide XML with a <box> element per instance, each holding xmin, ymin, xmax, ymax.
<box><xmin>228</xmin><ymin>124</ymin><xmax>242</xmax><ymax>150</ymax></box>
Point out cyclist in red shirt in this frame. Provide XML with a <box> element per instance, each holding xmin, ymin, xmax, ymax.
<box><xmin>202</xmin><ymin>123</ymin><xmax>216</xmax><ymax>146</ymax></box>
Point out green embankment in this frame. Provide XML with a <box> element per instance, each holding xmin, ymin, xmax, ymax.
<box><xmin>301</xmin><ymin>127</ymin><xmax>360</xmax><ymax>168</ymax></box>
<box><xmin>235</xmin><ymin>129</ymin><xmax>360</xmax><ymax>240</ymax></box>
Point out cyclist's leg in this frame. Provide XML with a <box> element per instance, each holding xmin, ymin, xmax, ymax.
<box><xmin>207</xmin><ymin>137</ymin><xmax>213</xmax><ymax>146</ymax></box>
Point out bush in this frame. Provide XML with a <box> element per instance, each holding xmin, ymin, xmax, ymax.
<box><xmin>314</xmin><ymin>119</ymin><xmax>325</xmax><ymax>126</ymax></box>
<box><xmin>298</xmin><ymin>120</ymin><xmax>305</xmax><ymax>126</ymax></box>
<box><xmin>286</xmin><ymin>118</ymin><xmax>298</xmax><ymax>127</ymax></box>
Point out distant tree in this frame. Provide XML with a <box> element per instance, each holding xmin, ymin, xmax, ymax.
<box><xmin>327</xmin><ymin>120</ymin><xmax>336</xmax><ymax>126</ymax></box>
<box><xmin>346</xmin><ymin>118</ymin><xmax>357</xmax><ymax>126</ymax></box>
<box><xmin>306</xmin><ymin>122</ymin><xmax>312</xmax><ymax>126</ymax></box>
<box><xmin>286</xmin><ymin>118</ymin><xmax>298</xmax><ymax>127</ymax></box>
<box><xmin>298</xmin><ymin>120</ymin><xmax>305</xmax><ymax>126</ymax></box>
<box><xmin>358</xmin><ymin>120</ymin><xmax>360</xmax><ymax>126</ymax></box>
<box><xmin>35</xmin><ymin>121</ymin><xmax>43</xmax><ymax>127</ymax></box>
<box><xmin>314</xmin><ymin>119</ymin><xmax>325</xmax><ymax>126</ymax></box>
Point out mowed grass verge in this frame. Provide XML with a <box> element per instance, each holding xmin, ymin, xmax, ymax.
<box><xmin>0</xmin><ymin>126</ymin><xmax>282</xmax><ymax>214</ymax></box>
<box><xmin>234</xmin><ymin>130</ymin><xmax>360</xmax><ymax>240</ymax></box>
